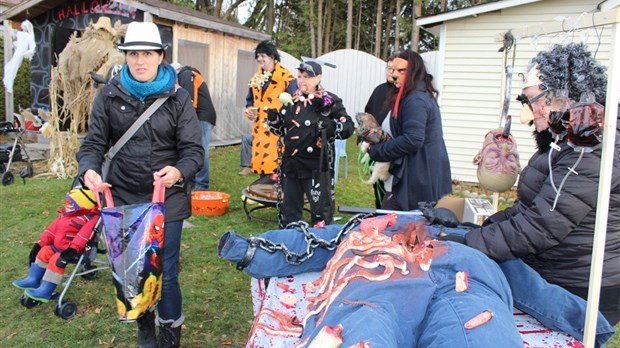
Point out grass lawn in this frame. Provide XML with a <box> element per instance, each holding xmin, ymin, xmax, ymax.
<box><xmin>1</xmin><ymin>139</ymin><xmax>618</xmax><ymax>347</ymax></box>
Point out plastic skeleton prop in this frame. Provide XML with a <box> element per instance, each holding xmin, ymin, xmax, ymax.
<box><xmin>3</xmin><ymin>20</ymin><xmax>36</xmax><ymax>93</ymax></box>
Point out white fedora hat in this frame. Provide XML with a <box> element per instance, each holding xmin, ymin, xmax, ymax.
<box><xmin>118</xmin><ymin>22</ymin><xmax>163</xmax><ymax>51</ymax></box>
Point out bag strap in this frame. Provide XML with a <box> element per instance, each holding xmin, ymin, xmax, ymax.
<box><xmin>152</xmin><ymin>178</ymin><xmax>165</xmax><ymax>203</ymax></box>
<box><xmin>96</xmin><ymin>187</ymin><xmax>115</xmax><ymax>208</ymax></box>
<box><xmin>104</xmin><ymin>96</ymin><xmax>169</xmax><ymax>164</ymax></box>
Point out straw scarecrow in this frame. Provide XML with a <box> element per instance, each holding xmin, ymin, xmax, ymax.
<box><xmin>46</xmin><ymin>17</ymin><xmax>125</xmax><ymax>179</ymax></box>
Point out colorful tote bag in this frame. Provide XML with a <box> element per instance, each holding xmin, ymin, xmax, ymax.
<box><xmin>99</xmin><ymin>180</ymin><xmax>165</xmax><ymax>322</ymax></box>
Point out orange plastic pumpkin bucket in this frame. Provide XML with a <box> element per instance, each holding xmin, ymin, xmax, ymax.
<box><xmin>191</xmin><ymin>191</ymin><xmax>230</xmax><ymax>216</ymax></box>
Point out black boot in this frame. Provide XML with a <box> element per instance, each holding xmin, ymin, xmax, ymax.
<box><xmin>158</xmin><ymin>322</ymin><xmax>182</xmax><ymax>348</ymax></box>
<box><xmin>137</xmin><ymin>311</ymin><xmax>157</xmax><ymax>348</ymax></box>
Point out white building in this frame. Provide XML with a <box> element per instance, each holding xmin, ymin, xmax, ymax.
<box><xmin>417</xmin><ymin>0</ymin><xmax>618</xmax><ymax>183</ymax></box>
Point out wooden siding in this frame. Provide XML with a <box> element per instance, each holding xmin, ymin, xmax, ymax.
<box><xmin>439</xmin><ymin>0</ymin><xmax>613</xmax><ymax>183</ymax></box>
<box><xmin>172</xmin><ymin>23</ymin><xmax>258</xmax><ymax>145</ymax></box>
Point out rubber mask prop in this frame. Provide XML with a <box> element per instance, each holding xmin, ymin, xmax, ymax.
<box><xmin>519</xmin><ymin>104</ymin><xmax>535</xmax><ymax>124</ymax></box>
<box><xmin>516</xmin><ymin>90</ymin><xmax>548</xmax><ymax>125</ymax></box>
<box><xmin>391</xmin><ymin>58</ymin><xmax>408</xmax><ymax>87</ymax></box>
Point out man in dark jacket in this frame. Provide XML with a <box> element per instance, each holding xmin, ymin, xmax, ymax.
<box><xmin>462</xmin><ymin>43</ymin><xmax>620</xmax><ymax>325</ymax></box>
<box><xmin>172</xmin><ymin>63</ymin><xmax>217</xmax><ymax>190</ymax></box>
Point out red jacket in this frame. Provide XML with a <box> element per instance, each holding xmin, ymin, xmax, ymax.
<box><xmin>38</xmin><ymin>208</ymin><xmax>100</xmax><ymax>253</ymax></box>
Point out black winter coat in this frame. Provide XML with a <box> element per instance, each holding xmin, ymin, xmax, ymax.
<box><xmin>271</xmin><ymin>91</ymin><xmax>355</xmax><ymax>179</ymax></box>
<box><xmin>364</xmin><ymin>82</ymin><xmax>392</xmax><ymax>127</ymax></box>
<box><xmin>77</xmin><ymin>77</ymin><xmax>204</xmax><ymax>222</ymax></box>
<box><xmin>368</xmin><ymin>84</ymin><xmax>452</xmax><ymax>210</ymax></box>
<box><xmin>466</xmin><ymin>126</ymin><xmax>620</xmax><ymax>289</ymax></box>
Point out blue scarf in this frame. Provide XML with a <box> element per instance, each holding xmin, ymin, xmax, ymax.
<box><xmin>120</xmin><ymin>64</ymin><xmax>177</xmax><ymax>101</ymax></box>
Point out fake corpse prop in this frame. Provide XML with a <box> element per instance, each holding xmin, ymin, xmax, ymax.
<box><xmin>219</xmin><ymin>214</ymin><xmax>614</xmax><ymax>347</ymax></box>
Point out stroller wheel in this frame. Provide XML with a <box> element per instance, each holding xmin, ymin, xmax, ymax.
<box><xmin>55</xmin><ymin>301</ymin><xmax>77</xmax><ymax>320</ymax></box>
<box><xmin>2</xmin><ymin>171</ymin><xmax>14</xmax><ymax>186</ymax></box>
<box><xmin>19</xmin><ymin>293</ymin><xmax>42</xmax><ymax>308</ymax></box>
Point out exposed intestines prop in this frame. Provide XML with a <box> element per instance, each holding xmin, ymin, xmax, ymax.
<box><xmin>297</xmin><ymin>214</ymin><xmax>448</xmax><ymax>347</ymax></box>
<box><xmin>248</xmin><ymin>307</ymin><xmax>303</xmax><ymax>340</ymax></box>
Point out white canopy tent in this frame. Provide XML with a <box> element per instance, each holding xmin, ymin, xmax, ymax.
<box><xmin>509</xmin><ymin>9</ymin><xmax>620</xmax><ymax>347</ymax></box>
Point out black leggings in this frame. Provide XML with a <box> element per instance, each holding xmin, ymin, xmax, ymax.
<box><xmin>564</xmin><ymin>285</ymin><xmax>620</xmax><ymax>325</ymax></box>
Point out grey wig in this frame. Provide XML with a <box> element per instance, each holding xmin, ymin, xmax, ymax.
<box><xmin>530</xmin><ymin>42</ymin><xmax>607</xmax><ymax>104</ymax></box>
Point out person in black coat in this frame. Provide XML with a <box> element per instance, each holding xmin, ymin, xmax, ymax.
<box><xmin>364</xmin><ymin>55</ymin><xmax>396</xmax><ymax>208</ymax></box>
<box><xmin>77</xmin><ymin>22</ymin><xmax>203</xmax><ymax>347</ymax></box>
<box><xmin>267</xmin><ymin>61</ymin><xmax>355</xmax><ymax>227</ymax></box>
<box><xmin>367</xmin><ymin>50</ymin><xmax>452</xmax><ymax>211</ymax></box>
<box><xmin>172</xmin><ymin>63</ymin><xmax>217</xmax><ymax>190</ymax></box>
<box><xmin>463</xmin><ymin>43</ymin><xmax>620</xmax><ymax>325</ymax></box>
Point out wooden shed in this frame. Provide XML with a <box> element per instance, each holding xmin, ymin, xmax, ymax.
<box><xmin>1</xmin><ymin>0</ymin><xmax>269</xmax><ymax>144</ymax></box>
<box><xmin>417</xmin><ymin>0</ymin><xmax>618</xmax><ymax>183</ymax></box>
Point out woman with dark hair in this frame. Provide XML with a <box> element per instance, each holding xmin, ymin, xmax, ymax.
<box><xmin>367</xmin><ymin>50</ymin><xmax>452</xmax><ymax>211</ymax></box>
<box><xmin>77</xmin><ymin>21</ymin><xmax>203</xmax><ymax>347</ymax></box>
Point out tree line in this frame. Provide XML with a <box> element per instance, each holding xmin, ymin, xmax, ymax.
<box><xmin>166</xmin><ymin>0</ymin><xmax>491</xmax><ymax>59</ymax></box>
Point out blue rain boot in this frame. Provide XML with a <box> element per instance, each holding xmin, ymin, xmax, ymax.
<box><xmin>25</xmin><ymin>280</ymin><xmax>57</xmax><ymax>303</ymax></box>
<box><xmin>13</xmin><ymin>264</ymin><xmax>46</xmax><ymax>290</ymax></box>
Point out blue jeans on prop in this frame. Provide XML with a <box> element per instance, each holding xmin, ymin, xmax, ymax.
<box><xmin>158</xmin><ymin>220</ymin><xmax>183</xmax><ymax>322</ymax></box>
<box><xmin>194</xmin><ymin>121</ymin><xmax>213</xmax><ymax>190</ymax></box>
<box><xmin>499</xmin><ymin>259</ymin><xmax>614</xmax><ymax>348</ymax></box>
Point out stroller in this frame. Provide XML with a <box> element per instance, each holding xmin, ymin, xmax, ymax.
<box><xmin>16</xmin><ymin>187</ymin><xmax>109</xmax><ymax>320</ymax></box>
<box><xmin>0</xmin><ymin>114</ymin><xmax>33</xmax><ymax>186</ymax></box>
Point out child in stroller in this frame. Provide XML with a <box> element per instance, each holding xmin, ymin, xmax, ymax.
<box><xmin>13</xmin><ymin>188</ymin><xmax>100</xmax><ymax>305</ymax></box>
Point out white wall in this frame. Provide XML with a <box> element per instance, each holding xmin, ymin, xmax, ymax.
<box><xmin>280</xmin><ymin>49</ymin><xmax>387</xmax><ymax>120</ymax></box>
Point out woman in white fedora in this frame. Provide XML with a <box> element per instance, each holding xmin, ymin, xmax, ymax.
<box><xmin>77</xmin><ymin>21</ymin><xmax>203</xmax><ymax>347</ymax></box>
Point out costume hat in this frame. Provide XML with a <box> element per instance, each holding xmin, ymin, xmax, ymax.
<box><xmin>118</xmin><ymin>22</ymin><xmax>163</xmax><ymax>51</ymax></box>
<box><xmin>297</xmin><ymin>61</ymin><xmax>322</xmax><ymax>77</ymax></box>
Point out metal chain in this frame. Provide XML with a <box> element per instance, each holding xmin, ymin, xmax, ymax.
<box><xmin>276</xmin><ymin>134</ymin><xmax>284</xmax><ymax>228</ymax></box>
<box><xmin>247</xmin><ymin>213</ymin><xmax>373</xmax><ymax>266</ymax></box>
<box><xmin>266</xmin><ymin>110</ymin><xmax>286</xmax><ymax>228</ymax></box>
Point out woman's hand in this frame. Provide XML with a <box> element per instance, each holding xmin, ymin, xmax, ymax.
<box><xmin>154</xmin><ymin>166</ymin><xmax>183</xmax><ymax>188</ymax></box>
<box><xmin>83</xmin><ymin>169</ymin><xmax>110</xmax><ymax>192</ymax></box>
